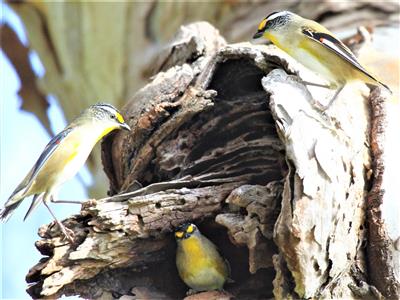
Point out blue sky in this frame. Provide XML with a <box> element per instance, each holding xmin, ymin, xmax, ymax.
<box><xmin>1</xmin><ymin>4</ymin><xmax>90</xmax><ymax>299</ymax></box>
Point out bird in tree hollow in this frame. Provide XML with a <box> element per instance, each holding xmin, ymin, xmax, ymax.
<box><xmin>175</xmin><ymin>223</ymin><xmax>231</xmax><ymax>293</ymax></box>
<box><xmin>253</xmin><ymin>11</ymin><xmax>391</xmax><ymax>108</ymax></box>
<box><xmin>0</xmin><ymin>103</ymin><xmax>130</xmax><ymax>242</ymax></box>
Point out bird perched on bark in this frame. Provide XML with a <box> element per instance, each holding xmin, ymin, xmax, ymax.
<box><xmin>0</xmin><ymin>103</ymin><xmax>130</xmax><ymax>242</ymax></box>
<box><xmin>175</xmin><ymin>223</ymin><xmax>230</xmax><ymax>293</ymax></box>
<box><xmin>253</xmin><ymin>11</ymin><xmax>391</xmax><ymax>107</ymax></box>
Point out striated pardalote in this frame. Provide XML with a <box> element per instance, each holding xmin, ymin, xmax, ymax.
<box><xmin>253</xmin><ymin>11</ymin><xmax>391</xmax><ymax>107</ymax></box>
<box><xmin>0</xmin><ymin>103</ymin><xmax>130</xmax><ymax>242</ymax></box>
<box><xmin>175</xmin><ymin>223</ymin><xmax>230</xmax><ymax>293</ymax></box>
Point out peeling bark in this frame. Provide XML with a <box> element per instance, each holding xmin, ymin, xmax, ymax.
<box><xmin>24</xmin><ymin>21</ymin><xmax>398</xmax><ymax>300</ymax></box>
<box><xmin>367</xmin><ymin>89</ymin><xmax>400</xmax><ymax>299</ymax></box>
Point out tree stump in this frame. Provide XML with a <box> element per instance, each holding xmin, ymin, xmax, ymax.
<box><xmin>25</xmin><ymin>22</ymin><xmax>398</xmax><ymax>299</ymax></box>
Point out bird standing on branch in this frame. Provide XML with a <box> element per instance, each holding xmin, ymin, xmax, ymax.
<box><xmin>0</xmin><ymin>103</ymin><xmax>130</xmax><ymax>242</ymax></box>
<box><xmin>253</xmin><ymin>11</ymin><xmax>391</xmax><ymax>107</ymax></box>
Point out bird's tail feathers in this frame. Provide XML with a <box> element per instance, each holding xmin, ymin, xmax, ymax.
<box><xmin>23</xmin><ymin>194</ymin><xmax>44</xmax><ymax>221</ymax></box>
<box><xmin>0</xmin><ymin>200</ymin><xmax>23</xmax><ymax>222</ymax></box>
<box><xmin>360</xmin><ymin>69</ymin><xmax>392</xmax><ymax>94</ymax></box>
<box><xmin>1</xmin><ymin>189</ymin><xmax>30</xmax><ymax>222</ymax></box>
<box><xmin>378</xmin><ymin>81</ymin><xmax>392</xmax><ymax>94</ymax></box>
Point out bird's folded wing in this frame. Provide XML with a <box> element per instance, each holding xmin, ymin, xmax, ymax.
<box><xmin>28</xmin><ymin>127</ymin><xmax>74</xmax><ymax>184</ymax></box>
<box><xmin>7</xmin><ymin>127</ymin><xmax>74</xmax><ymax>203</ymax></box>
<box><xmin>301</xmin><ymin>27</ymin><xmax>378</xmax><ymax>82</ymax></box>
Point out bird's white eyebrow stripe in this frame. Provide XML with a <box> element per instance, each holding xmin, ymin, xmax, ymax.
<box><xmin>266</xmin><ymin>11</ymin><xmax>290</xmax><ymax>21</ymax></box>
<box><xmin>98</xmin><ymin>105</ymin><xmax>117</xmax><ymax>115</ymax></box>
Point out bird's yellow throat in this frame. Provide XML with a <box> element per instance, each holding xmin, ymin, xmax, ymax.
<box><xmin>263</xmin><ymin>32</ymin><xmax>290</xmax><ymax>54</ymax></box>
<box><xmin>96</xmin><ymin>112</ymin><xmax>125</xmax><ymax>143</ymax></box>
<box><xmin>181</xmin><ymin>236</ymin><xmax>208</xmax><ymax>265</ymax></box>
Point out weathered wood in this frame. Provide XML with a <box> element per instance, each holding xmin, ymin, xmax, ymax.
<box><xmin>367</xmin><ymin>88</ymin><xmax>400</xmax><ymax>299</ymax></box>
<box><xmin>23</xmin><ymin>19</ymin><xmax>398</xmax><ymax>300</ymax></box>
<box><xmin>5</xmin><ymin>1</ymin><xmax>399</xmax><ymax>198</ymax></box>
<box><xmin>26</xmin><ymin>23</ymin><xmax>285</xmax><ymax>299</ymax></box>
<box><xmin>216</xmin><ymin>182</ymin><xmax>282</xmax><ymax>274</ymax></box>
<box><xmin>264</xmin><ymin>67</ymin><xmax>369</xmax><ymax>299</ymax></box>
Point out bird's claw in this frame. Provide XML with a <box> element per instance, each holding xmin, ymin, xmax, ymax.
<box><xmin>186</xmin><ymin>289</ymin><xmax>197</xmax><ymax>296</ymax></box>
<box><xmin>313</xmin><ymin>101</ymin><xmax>328</xmax><ymax>112</ymax></box>
<box><xmin>59</xmin><ymin>224</ymin><xmax>75</xmax><ymax>243</ymax></box>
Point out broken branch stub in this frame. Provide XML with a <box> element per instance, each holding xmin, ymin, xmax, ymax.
<box><xmin>25</xmin><ymin>22</ymin><xmax>396</xmax><ymax>300</ymax></box>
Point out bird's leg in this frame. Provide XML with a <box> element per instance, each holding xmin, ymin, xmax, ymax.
<box><xmin>325</xmin><ymin>84</ymin><xmax>345</xmax><ymax>109</ymax></box>
<box><xmin>186</xmin><ymin>289</ymin><xmax>197</xmax><ymax>296</ymax></box>
<box><xmin>300</xmin><ymin>80</ymin><xmax>332</xmax><ymax>89</ymax></box>
<box><xmin>301</xmin><ymin>81</ymin><xmax>345</xmax><ymax>111</ymax></box>
<box><xmin>50</xmin><ymin>198</ymin><xmax>83</xmax><ymax>204</ymax></box>
<box><xmin>43</xmin><ymin>201</ymin><xmax>75</xmax><ymax>243</ymax></box>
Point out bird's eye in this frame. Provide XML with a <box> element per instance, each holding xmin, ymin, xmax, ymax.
<box><xmin>110</xmin><ymin>114</ymin><xmax>116</xmax><ymax>120</ymax></box>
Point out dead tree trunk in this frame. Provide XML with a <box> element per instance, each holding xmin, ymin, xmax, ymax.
<box><xmin>26</xmin><ymin>22</ymin><xmax>398</xmax><ymax>299</ymax></box>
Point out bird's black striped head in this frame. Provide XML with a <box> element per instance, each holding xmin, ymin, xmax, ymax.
<box><xmin>81</xmin><ymin>102</ymin><xmax>130</xmax><ymax>131</ymax></box>
<box><xmin>89</xmin><ymin>102</ymin><xmax>123</xmax><ymax>122</ymax></box>
<box><xmin>175</xmin><ymin>223</ymin><xmax>198</xmax><ymax>240</ymax></box>
<box><xmin>253</xmin><ymin>11</ymin><xmax>293</xmax><ymax>39</ymax></box>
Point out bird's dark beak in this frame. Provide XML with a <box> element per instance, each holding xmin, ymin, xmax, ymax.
<box><xmin>253</xmin><ymin>31</ymin><xmax>264</xmax><ymax>39</ymax></box>
<box><xmin>120</xmin><ymin>122</ymin><xmax>131</xmax><ymax>131</ymax></box>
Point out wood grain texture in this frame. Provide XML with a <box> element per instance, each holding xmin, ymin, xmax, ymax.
<box><xmin>5</xmin><ymin>0</ymin><xmax>399</xmax><ymax>198</ymax></box>
<box><xmin>23</xmin><ymin>21</ymin><xmax>397</xmax><ymax>299</ymax></box>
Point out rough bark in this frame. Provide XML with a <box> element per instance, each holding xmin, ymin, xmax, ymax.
<box><xmin>24</xmin><ymin>21</ymin><xmax>399</xmax><ymax>300</ymax></box>
<box><xmin>5</xmin><ymin>1</ymin><xmax>399</xmax><ymax>197</ymax></box>
<box><xmin>367</xmin><ymin>89</ymin><xmax>400</xmax><ymax>299</ymax></box>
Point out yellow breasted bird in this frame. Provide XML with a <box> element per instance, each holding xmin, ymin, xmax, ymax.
<box><xmin>0</xmin><ymin>103</ymin><xmax>130</xmax><ymax>242</ymax></box>
<box><xmin>175</xmin><ymin>223</ymin><xmax>230</xmax><ymax>292</ymax></box>
<box><xmin>253</xmin><ymin>11</ymin><xmax>391</xmax><ymax>107</ymax></box>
